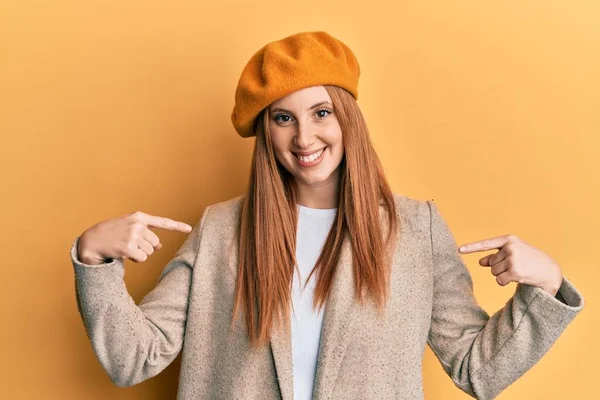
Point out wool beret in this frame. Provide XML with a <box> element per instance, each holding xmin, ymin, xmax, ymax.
<box><xmin>230</xmin><ymin>31</ymin><xmax>361</xmax><ymax>138</ymax></box>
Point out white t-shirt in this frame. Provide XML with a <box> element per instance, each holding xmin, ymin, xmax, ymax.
<box><xmin>291</xmin><ymin>204</ymin><xmax>338</xmax><ymax>400</ymax></box>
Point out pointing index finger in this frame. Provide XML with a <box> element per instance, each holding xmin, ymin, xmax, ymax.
<box><xmin>141</xmin><ymin>214</ymin><xmax>193</xmax><ymax>233</ymax></box>
<box><xmin>458</xmin><ymin>235</ymin><xmax>510</xmax><ymax>253</ymax></box>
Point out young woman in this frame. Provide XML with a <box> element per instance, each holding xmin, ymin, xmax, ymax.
<box><xmin>70</xmin><ymin>31</ymin><xmax>584</xmax><ymax>400</ymax></box>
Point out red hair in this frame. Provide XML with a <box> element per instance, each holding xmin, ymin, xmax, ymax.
<box><xmin>231</xmin><ymin>85</ymin><xmax>399</xmax><ymax>349</ymax></box>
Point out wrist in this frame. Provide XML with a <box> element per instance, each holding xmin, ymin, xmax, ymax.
<box><xmin>77</xmin><ymin>235</ymin><xmax>106</xmax><ymax>266</ymax></box>
<box><xmin>541</xmin><ymin>276</ymin><xmax>563</xmax><ymax>297</ymax></box>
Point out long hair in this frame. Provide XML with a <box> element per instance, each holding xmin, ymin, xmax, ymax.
<box><xmin>231</xmin><ymin>85</ymin><xmax>399</xmax><ymax>349</ymax></box>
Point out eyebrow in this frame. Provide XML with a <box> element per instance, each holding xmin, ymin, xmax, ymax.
<box><xmin>271</xmin><ymin>101</ymin><xmax>332</xmax><ymax>113</ymax></box>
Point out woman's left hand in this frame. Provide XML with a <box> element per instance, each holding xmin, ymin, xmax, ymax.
<box><xmin>458</xmin><ymin>234</ymin><xmax>563</xmax><ymax>296</ymax></box>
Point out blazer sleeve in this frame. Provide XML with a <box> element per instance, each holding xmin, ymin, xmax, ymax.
<box><xmin>70</xmin><ymin>206</ymin><xmax>210</xmax><ymax>387</ymax></box>
<box><xmin>425</xmin><ymin>200</ymin><xmax>584</xmax><ymax>400</ymax></box>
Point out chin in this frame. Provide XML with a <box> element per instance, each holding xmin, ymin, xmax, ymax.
<box><xmin>294</xmin><ymin>171</ymin><xmax>334</xmax><ymax>185</ymax></box>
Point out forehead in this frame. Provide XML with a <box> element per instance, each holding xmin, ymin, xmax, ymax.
<box><xmin>269</xmin><ymin>85</ymin><xmax>331</xmax><ymax>109</ymax></box>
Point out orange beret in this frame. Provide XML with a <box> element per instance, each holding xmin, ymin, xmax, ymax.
<box><xmin>231</xmin><ymin>31</ymin><xmax>361</xmax><ymax>138</ymax></box>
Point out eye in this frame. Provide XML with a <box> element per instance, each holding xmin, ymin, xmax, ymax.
<box><xmin>273</xmin><ymin>113</ymin><xmax>293</xmax><ymax>124</ymax></box>
<box><xmin>316</xmin><ymin>108</ymin><xmax>332</xmax><ymax>119</ymax></box>
<box><xmin>272</xmin><ymin>108</ymin><xmax>332</xmax><ymax>124</ymax></box>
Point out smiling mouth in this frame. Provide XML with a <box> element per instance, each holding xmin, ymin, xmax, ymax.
<box><xmin>292</xmin><ymin>146</ymin><xmax>327</xmax><ymax>162</ymax></box>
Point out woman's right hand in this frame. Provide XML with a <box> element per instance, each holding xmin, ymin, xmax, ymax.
<box><xmin>77</xmin><ymin>211</ymin><xmax>193</xmax><ymax>265</ymax></box>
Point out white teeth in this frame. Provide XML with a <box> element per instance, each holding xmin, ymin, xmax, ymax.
<box><xmin>297</xmin><ymin>147</ymin><xmax>324</xmax><ymax>163</ymax></box>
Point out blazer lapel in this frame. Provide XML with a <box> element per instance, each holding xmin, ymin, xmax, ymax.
<box><xmin>312</xmin><ymin>232</ymin><xmax>362</xmax><ymax>400</ymax></box>
<box><xmin>228</xmin><ymin>229</ymin><xmax>295</xmax><ymax>400</ymax></box>
<box><xmin>269</xmin><ymin>315</ymin><xmax>294</xmax><ymax>400</ymax></box>
<box><xmin>269</xmin><ymin>232</ymin><xmax>359</xmax><ymax>400</ymax></box>
<box><xmin>313</xmin><ymin>202</ymin><xmax>387</xmax><ymax>399</ymax></box>
<box><xmin>269</xmin><ymin>202</ymin><xmax>386</xmax><ymax>400</ymax></box>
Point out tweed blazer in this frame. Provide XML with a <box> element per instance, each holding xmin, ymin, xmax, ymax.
<box><xmin>70</xmin><ymin>193</ymin><xmax>584</xmax><ymax>400</ymax></box>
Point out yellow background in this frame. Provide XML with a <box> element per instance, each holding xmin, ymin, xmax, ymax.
<box><xmin>1</xmin><ymin>1</ymin><xmax>598</xmax><ymax>398</ymax></box>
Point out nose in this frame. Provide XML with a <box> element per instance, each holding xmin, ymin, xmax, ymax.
<box><xmin>293</xmin><ymin>121</ymin><xmax>317</xmax><ymax>149</ymax></box>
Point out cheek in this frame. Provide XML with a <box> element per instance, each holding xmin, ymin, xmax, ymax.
<box><xmin>330</xmin><ymin>145</ymin><xmax>344</xmax><ymax>165</ymax></box>
<box><xmin>272</xmin><ymin>148</ymin><xmax>291</xmax><ymax>167</ymax></box>
<box><xmin>329</xmin><ymin>136</ymin><xmax>344</xmax><ymax>159</ymax></box>
<box><xmin>328</xmin><ymin>127</ymin><xmax>343</xmax><ymax>150</ymax></box>
<box><xmin>274</xmin><ymin>147</ymin><xmax>297</xmax><ymax>171</ymax></box>
<box><xmin>269</xmin><ymin>132</ymin><xmax>290</xmax><ymax>157</ymax></box>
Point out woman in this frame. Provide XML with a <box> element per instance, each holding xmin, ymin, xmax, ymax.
<box><xmin>70</xmin><ymin>31</ymin><xmax>584</xmax><ymax>400</ymax></box>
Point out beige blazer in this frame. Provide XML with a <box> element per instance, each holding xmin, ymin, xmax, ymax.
<box><xmin>70</xmin><ymin>193</ymin><xmax>584</xmax><ymax>399</ymax></box>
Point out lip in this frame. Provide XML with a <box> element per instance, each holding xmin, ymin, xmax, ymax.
<box><xmin>291</xmin><ymin>146</ymin><xmax>327</xmax><ymax>157</ymax></box>
<box><xmin>293</xmin><ymin>146</ymin><xmax>327</xmax><ymax>168</ymax></box>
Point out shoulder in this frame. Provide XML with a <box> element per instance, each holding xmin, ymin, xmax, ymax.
<box><xmin>206</xmin><ymin>194</ymin><xmax>244</xmax><ymax>215</ymax></box>
<box><xmin>200</xmin><ymin>194</ymin><xmax>245</xmax><ymax>227</ymax></box>
<box><xmin>390</xmin><ymin>192</ymin><xmax>428</xmax><ymax>212</ymax></box>
<box><xmin>390</xmin><ymin>192</ymin><xmax>433</xmax><ymax>230</ymax></box>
